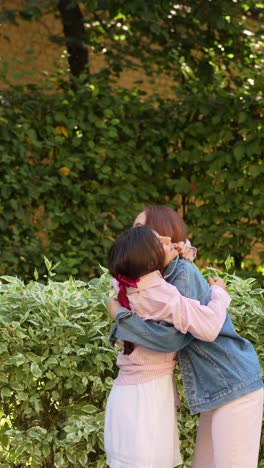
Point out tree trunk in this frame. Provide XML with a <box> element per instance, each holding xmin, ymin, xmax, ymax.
<box><xmin>57</xmin><ymin>0</ymin><xmax>89</xmax><ymax>80</ymax></box>
<box><xmin>233</xmin><ymin>253</ymin><xmax>242</xmax><ymax>270</ymax></box>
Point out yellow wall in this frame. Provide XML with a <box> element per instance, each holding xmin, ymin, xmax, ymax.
<box><xmin>0</xmin><ymin>1</ymin><xmax>172</xmax><ymax>93</ymax></box>
<box><xmin>0</xmin><ymin>0</ymin><xmax>65</xmax><ymax>85</ymax></box>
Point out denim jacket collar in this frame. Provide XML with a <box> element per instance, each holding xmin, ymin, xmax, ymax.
<box><xmin>163</xmin><ymin>257</ymin><xmax>179</xmax><ymax>280</ymax></box>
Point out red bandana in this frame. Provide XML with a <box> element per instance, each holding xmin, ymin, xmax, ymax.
<box><xmin>116</xmin><ymin>274</ymin><xmax>140</xmax><ymax>310</ymax></box>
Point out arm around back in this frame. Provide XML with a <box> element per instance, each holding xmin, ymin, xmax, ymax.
<box><xmin>109</xmin><ymin>307</ymin><xmax>194</xmax><ymax>352</ymax></box>
<box><xmin>108</xmin><ymin>259</ymin><xmax>230</xmax><ymax>352</ymax></box>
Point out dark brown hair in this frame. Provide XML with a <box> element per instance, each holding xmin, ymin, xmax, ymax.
<box><xmin>108</xmin><ymin>225</ymin><xmax>165</xmax><ymax>279</ymax></box>
<box><xmin>143</xmin><ymin>205</ymin><xmax>187</xmax><ymax>243</ymax></box>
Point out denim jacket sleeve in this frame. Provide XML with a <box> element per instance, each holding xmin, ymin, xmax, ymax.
<box><xmin>109</xmin><ymin>307</ymin><xmax>193</xmax><ymax>351</ymax></box>
<box><xmin>108</xmin><ymin>258</ymin><xmax>211</xmax><ymax>352</ymax></box>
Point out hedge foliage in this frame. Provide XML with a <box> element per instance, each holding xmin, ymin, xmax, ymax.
<box><xmin>0</xmin><ymin>260</ymin><xmax>263</xmax><ymax>467</ymax></box>
<box><xmin>0</xmin><ymin>260</ymin><xmax>114</xmax><ymax>467</ymax></box>
<box><xmin>0</xmin><ymin>80</ymin><xmax>263</xmax><ymax>282</ymax></box>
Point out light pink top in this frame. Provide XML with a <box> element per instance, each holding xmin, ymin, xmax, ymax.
<box><xmin>114</xmin><ymin>271</ymin><xmax>231</xmax><ymax>386</ymax></box>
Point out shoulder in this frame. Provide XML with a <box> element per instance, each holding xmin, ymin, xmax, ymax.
<box><xmin>176</xmin><ymin>258</ymin><xmax>206</xmax><ymax>278</ymax></box>
<box><xmin>165</xmin><ymin>258</ymin><xmax>211</xmax><ymax>302</ymax></box>
<box><xmin>165</xmin><ymin>257</ymin><xmax>201</xmax><ymax>280</ymax></box>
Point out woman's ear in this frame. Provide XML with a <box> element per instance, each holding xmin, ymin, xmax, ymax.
<box><xmin>159</xmin><ymin>235</ymin><xmax>172</xmax><ymax>245</ymax></box>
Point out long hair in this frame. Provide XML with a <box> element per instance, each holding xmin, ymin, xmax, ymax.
<box><xmin>108</xmin><ymin>225</ymin><xmax>165</xmax><ymax>279</ymax></box>
<box><xmin>143</xmin><ymin>205</ymin><xmax>187</xmax><ymax>243</ymax></box>
<box><xmin>108</xmin><ymin>226</ymin><xmax>165</xmax><ymax>356</ymax></box>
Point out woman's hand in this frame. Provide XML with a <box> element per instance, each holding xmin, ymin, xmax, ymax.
<box><xmin>175</xmin><ymin>241</ymin><xmax>196</xmax><ymax>262</ymax></box>
<box><xmin>117</xmin><ymin>340</ymin><xmax>124</xmax><ymax>351</ymax></box>
<box><xmin>108</xmin><ymin>297</ymin><xmax>121</xmax><ymax>320</ymax></box>
<box><xmin>208</xmin><ymin>277</ymin><xmax>227</xmax><ymax>290</ymax></box>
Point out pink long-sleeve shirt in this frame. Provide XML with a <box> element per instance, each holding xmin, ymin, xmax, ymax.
<box><xmin>114</xmin><ymin>270</ymin><xmax>231</xmax><ymax>386</ymax></box>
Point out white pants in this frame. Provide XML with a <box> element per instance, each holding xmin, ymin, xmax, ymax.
<box><xmin>192</xmin><ymin>388</ymin><xmax>264</xmax><ymax>468</ymax></box>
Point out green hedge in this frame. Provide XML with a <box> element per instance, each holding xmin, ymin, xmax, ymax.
<box><xmin>0</xmin><ymin>260</ymin><xmax>263</xmax><ymax>467</ymax></box>
<box><xmin>0</xmin><ymin>261</ymin><xmax>114</xmax><ymax>467</ymax></box>
<box><xmin>0</xmin><ymin>81</ymin><xmax>263</xmax><ymax>282</ymax></box>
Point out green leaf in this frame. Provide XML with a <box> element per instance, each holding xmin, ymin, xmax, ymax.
<box><xmin>30</xmin><ymin>362</ymin><xmax>42</xmax><ymax>379</ymax></box>
<box><xmin>233</xmin><ymin>144</ymin><xmax>245</xmax><ymax>160</ymax></box>
<box><xmin>1</xmin><ymin>387</ymin><xmax>11</xmax><ymax>398</ymax></box>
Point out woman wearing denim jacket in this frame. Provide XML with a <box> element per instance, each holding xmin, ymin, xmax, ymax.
<box><xmin>109</xmin><ymin>206</ymin><xmax>263</xmax><ymax>468</ymax></box>
<box><xmin>106</xmin><ymin>226</ymin><xmax>230</xmax><ymax>468</ymax></box>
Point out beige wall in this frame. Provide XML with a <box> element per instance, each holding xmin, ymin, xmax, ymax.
<box><xmin>0</xmin><ymin>1</ymin><xmax>172</xmax><ymax>93</ymax></box>
<box><xmin>0</xmin><ymin>1</ymin><xmax>65</xmax><ymax>85</ymax></box>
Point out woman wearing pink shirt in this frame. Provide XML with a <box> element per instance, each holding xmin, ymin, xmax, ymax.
<box><xmin>104</xmin><ymin>225</ymin><xmax>230</xmax><ymax>468</ymax></box>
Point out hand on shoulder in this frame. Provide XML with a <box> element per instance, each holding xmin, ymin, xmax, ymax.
<box><xmin>175</xmin><ymin>241</ymin><xmax>197</xmax><ymax>262</ymax></box>
<box><xmin>208</xmin><ymin>276</ymin><xmax>226</xmax><ymax>290</ymax></box>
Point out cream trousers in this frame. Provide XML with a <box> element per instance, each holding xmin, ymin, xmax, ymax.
<box><xmin>192</xmin><ymin>388</ymin><xmax>264</xmax><ymax>468</ymax></box>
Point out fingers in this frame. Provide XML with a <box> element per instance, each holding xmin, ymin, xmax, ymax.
<box><xmin>175</xmin><ymin>242</ymin><xmax>194</xmax><ymax>261</ymax></box>
<box><xmin>208</xmin><ymin>276</ymin><xmax>226</xmax><ymax>290</ymax></box>
<box><xmin>107</xmin><ymin>297</ymin><xmax>121</xmax><ymax>319</ymax></box>
<box><xmin>117</xmin><ymin>339</ymin><xmax>124</xmax><ymax>351</ymax></box>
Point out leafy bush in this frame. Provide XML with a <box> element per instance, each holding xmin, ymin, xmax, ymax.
<box><xmin>0</xmin><ymin>259</ymin><xmax>263</xmax><ymax>467</ymax></box>
<box><xmin>0</xmin><ymin>81</ymin><xmax>263</xmax><ymax>282</ymax></box>
<box><xmin>0</xmin><ymin>84</ymin><xmax>161</xmax><ymax>280</ymax></box>
<box><xmin>0</xmin><ymin>260</ymin><xmax>116</xmax><ymax>467</ymax></box>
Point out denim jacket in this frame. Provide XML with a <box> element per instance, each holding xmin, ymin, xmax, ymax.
<box><xmin>109</xmin><ymin>257</ymin><xmax>263</xmax><ymax>414</ymax></box>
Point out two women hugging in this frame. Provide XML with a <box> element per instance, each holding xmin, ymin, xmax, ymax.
<box><xmin>104</xmin><ymin>205</ymin><xmax>263</xmax><ymax>468</ymax></box>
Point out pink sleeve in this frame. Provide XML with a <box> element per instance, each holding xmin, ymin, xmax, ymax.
<box><xmin>111</xmin><ymin>277</ymin><xmax>120</xmax><ymax>294</ymax></box>
<box><xmin>142</xmin><ymin>286</ymin><xmax>231</xmax><ymax>342</ymax></box>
